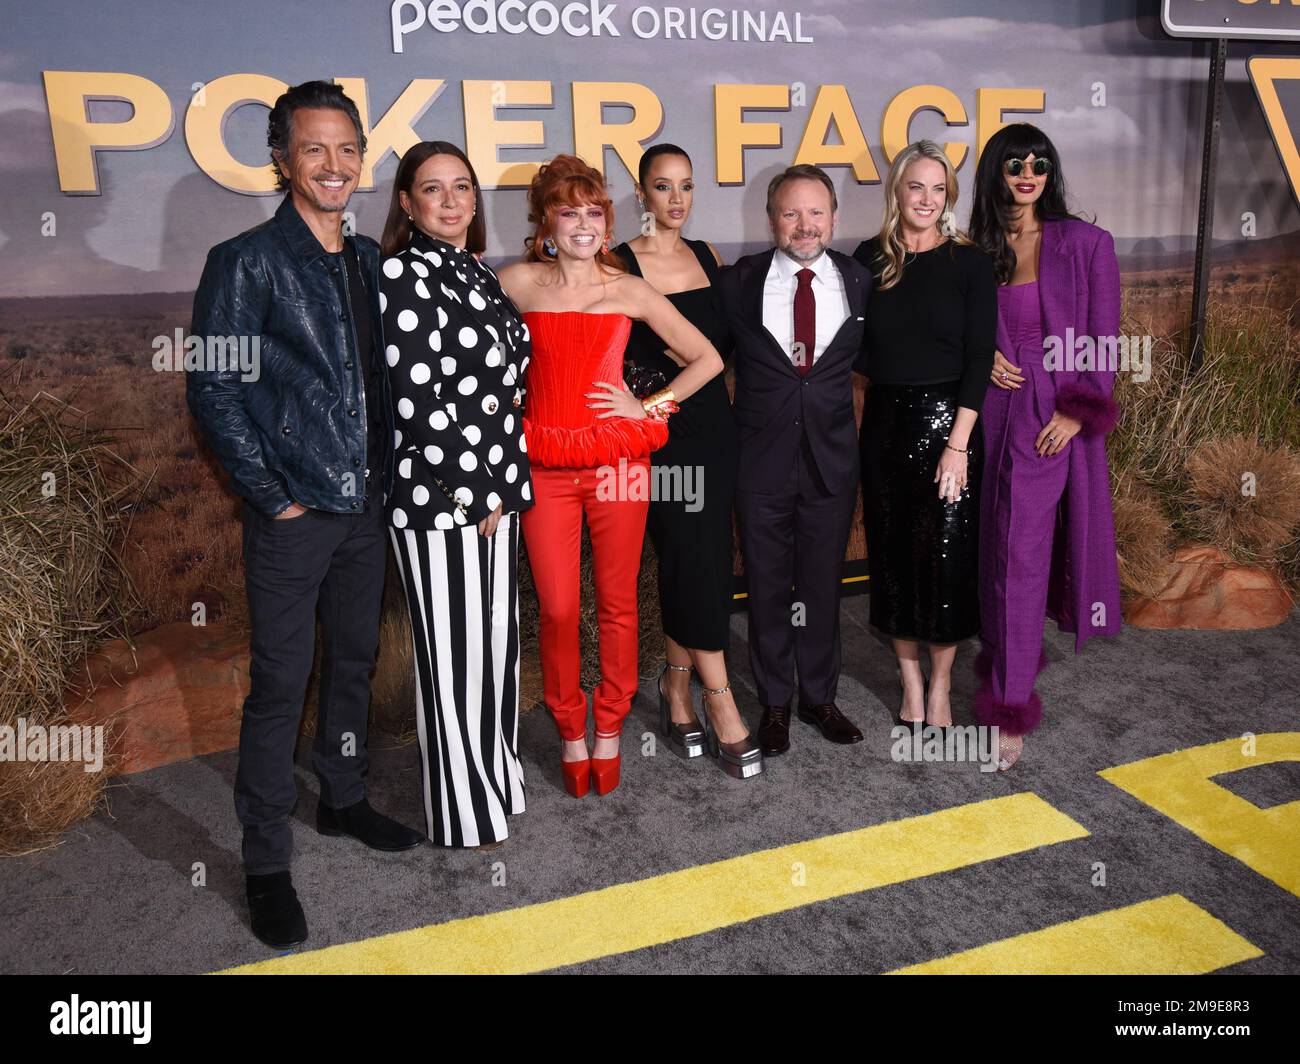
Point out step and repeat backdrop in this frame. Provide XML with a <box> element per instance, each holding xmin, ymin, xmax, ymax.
<box><xmin>2</xmin><ymin>0</ymin><xmax>1298</xmax><ymax>623</ymax></box>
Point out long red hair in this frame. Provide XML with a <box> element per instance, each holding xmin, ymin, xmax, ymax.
<box><xmin>523</xmin><ymin>154</ymin><xmax>625</xmax><ymax>271</ymax></box>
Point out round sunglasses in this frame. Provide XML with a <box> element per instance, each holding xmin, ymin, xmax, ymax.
<box><xmin>1004</xmin><ymin>157</ymin><xmax>1052</xmax><ymax>178</ymax></box>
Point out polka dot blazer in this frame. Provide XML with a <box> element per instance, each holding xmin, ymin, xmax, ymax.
<box><xmin>379</xmin><ymin>227</ymin><xmax>534</xmax><ymax>530</ymax></box>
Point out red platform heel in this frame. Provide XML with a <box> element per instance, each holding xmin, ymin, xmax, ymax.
<box><xmin>590</xmin><ymin>731</ymin><xmax>621</xmax><ymax>795</ymax></box>
<box><xmin>560</xmin><ymin>745</ymin><xmax>591</xmax><ymax>798</ymax></box>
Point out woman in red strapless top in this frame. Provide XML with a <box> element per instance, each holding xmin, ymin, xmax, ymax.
<box><xmin>520</xmin><ymin>310</ymin><xmax>667</xmax><ymax>467</ymax></box>
<box><xmin>498</xmin><ymin>155</ymin><xmax>724</xmax><ymax>798</ymax></box>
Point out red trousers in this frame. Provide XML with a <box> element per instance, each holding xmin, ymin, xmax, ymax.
<box><xmin>521</xmin><ymin>463</ymin><xmax>649</xmax><ymax>741</ymax></box>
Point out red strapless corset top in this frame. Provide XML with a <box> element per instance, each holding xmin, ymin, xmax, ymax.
<box><xmin>521</xmin><ymin>311</ymin><xmax>668</xmax><ymax>468</ymax></box>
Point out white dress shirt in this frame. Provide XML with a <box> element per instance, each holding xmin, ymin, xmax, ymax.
<box><xmin>762</xmin><ymin>248</ymin><xmax>851</xmax><ymax>367</ymax></box>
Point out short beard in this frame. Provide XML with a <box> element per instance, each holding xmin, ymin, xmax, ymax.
<box><xmin>307</xmin><ymin>194</ymin><xmax>348</xmax><ymax>213</ymax></box>
<box><xmin>780</xmin><ymin>236</ymin><xmax>826</xmax><ymax>262</ymax></box>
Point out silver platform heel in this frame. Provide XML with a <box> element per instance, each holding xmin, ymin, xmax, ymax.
<box><xmin>700</xmin><ymin>683</ymin><xmax>763</xmax><ymax>779</ymax></box>
<box><xmin>658</xmin><ymin>663</ymin><xmax>705</xmax><ymax>759</ymax></box>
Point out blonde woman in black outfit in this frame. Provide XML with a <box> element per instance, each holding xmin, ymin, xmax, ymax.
<box><xmin>379</xmin><ymin>141</ymin><xmax>533</xmax><ymax>847</ymax></box>
<box><xmin>613</xmin><ymin>144</ymin><xmax>761</xmax><ymax>780</ymax></box>
<box><xmin>854</xmin><ymin>140</ymin><xmax>996</xmax><ymax>729</ymax></box>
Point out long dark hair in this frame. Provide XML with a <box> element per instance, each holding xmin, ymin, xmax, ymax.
<box><xmin>968</xmin><ymin>123</ymin><xmax>1088</xmax><ymax>284</ymax></box>
<box><xmin>380</xmin><ymin>141</ymin><xmax>486</xmax><ymax>258</ymax></box>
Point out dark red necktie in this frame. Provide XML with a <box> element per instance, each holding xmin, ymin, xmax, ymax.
<box><xmin>793</xmin><ymin>267</ymin><xmax>816</xmax><ymax>376</ymax></box>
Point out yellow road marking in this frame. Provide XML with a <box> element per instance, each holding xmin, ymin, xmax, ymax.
<box><xmin>1101</xmin><ymin>732</ymin><xmax>1300</xmax><ymax>898</ymax></box>
<box><xmin>890</xmin><ymin>894</ymin><xmax>1262</xmax><ymax>974</ymax></box>
<box><xmin>219</xmin><ymin>792</ymin><xmax>1087</xmax><ymax>974</ymax></box>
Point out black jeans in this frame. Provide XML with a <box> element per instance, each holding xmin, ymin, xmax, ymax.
<box><xmin>234</xmin><ymin>493</ymin><xmax>387</xmax><ymax>874</ymax></box>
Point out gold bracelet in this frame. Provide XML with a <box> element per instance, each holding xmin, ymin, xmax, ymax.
<box><xmin>645</xmin><ymin>399</ymin><xmax>679</xmax><ymax>421</ymax></box>
<box><xmin>641</xmin><ymin>388</ymin><xmax>677</xmax><ymax>415</ymax></box>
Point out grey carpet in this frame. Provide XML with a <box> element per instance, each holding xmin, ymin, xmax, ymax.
<box><xmin>2</xmin><ymin>597</ymin><xmax>1296</xmax><ymax>974</ymax></box>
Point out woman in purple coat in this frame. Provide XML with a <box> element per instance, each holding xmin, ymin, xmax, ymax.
<box><xmin>968</xmin><ymin>124</ymin><xmax>1122</xmax><ymax>770</ymax></box>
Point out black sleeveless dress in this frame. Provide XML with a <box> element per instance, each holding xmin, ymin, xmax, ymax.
<box><xmin>614</xmin><ymin>238</ymin><xmax>738</xmax><ymax>652</ymax></box>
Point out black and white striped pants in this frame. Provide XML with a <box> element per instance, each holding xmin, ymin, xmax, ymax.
<box><xmin>390</xmin><ymin>512</ymin><xmax>526</xmax><ymax>846</ymax></box>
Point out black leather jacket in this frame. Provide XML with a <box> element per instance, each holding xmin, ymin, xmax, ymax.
<box><xmin>187</xmin><ymin>195</ymin><xmax>393</xmax><ymax>517</ymax></box>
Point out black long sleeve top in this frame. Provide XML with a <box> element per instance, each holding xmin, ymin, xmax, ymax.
<box><xmin>852</xmin><ymin>236</ymin><xmax>997</xmax><ymax>413</ymax></box>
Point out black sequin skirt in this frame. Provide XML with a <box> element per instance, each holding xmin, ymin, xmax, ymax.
<box><xmin>860</xmin><ymin>380</ymin><xmax>981</xmax><ymax>643</ymax></box>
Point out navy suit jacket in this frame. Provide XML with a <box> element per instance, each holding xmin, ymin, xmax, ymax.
<box><xmin>719</xmin><ymin>246</ymin><xmax>870</xmax><ymax>494</ymax></box>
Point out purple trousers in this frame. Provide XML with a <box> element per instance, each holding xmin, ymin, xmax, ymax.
<box><xmin>975</xmin><ymin>282</ymin><xmax>1063</xmax><ymax>736</ymax></box>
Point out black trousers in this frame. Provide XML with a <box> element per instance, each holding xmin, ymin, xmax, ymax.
<box><xmin>735</xmin><ymin>438</ymin><xmax>857</xmax><ymax>707</ymax></box>
<box><xmin>234</xmin><ymin>494</ymin><xmax>387</xmax><ymax>874</ymax></box>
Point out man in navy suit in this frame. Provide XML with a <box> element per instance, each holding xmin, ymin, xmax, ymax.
<box><xmin>719</xmin><ymin>164</ymin><xmax>870</xmax><ymax>755</ymax></box>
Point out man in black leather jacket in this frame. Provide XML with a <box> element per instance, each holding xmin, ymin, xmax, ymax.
<box><xmin>187</xmin><ymin>81</ymin><xmax>421</xmax><ymax>951</ymax></box>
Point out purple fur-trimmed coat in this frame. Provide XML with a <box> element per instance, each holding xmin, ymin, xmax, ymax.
<box><xmin>995</xmin><ymin>216</ymin><xmax>1123</xmax><ymax>653</ymax></box>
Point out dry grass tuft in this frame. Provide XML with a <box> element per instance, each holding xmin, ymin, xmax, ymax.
<box><xmin>1111</xmin><ymin>479</ymin><xmax>1174</xmax><ymax>598</ymax></box>
<box><xmin>1184</xmin><ymin>437</ymin><xmax>1300</xmax><ymax>560</ymax></box>
<box><xmin>1109</xmin><ymin>298</ymin><xmax>1300</xmax><ymax>590</ymax></box>
<box><xmin>0</xmin><ymin>384</ymin><xmax>136</xmax><ymax>854</ymax></box>
<box><xmin>0</xmin><ymin>759</ymin><xmax>111</xmax><ymax>857</ymax></box>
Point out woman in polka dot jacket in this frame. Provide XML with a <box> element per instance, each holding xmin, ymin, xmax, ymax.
<box><xmin>378</xmin><ymin>141</ymin><xmax>533</xmax><ymax>848</ymax></box>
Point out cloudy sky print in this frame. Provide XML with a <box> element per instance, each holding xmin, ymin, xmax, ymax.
<box><xmin>1</xmin><ymin>0</ymin><xmax>1297</xmax><ymax>296</ymax></box>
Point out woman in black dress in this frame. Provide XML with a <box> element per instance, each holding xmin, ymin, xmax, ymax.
<box><xmin>854</xmin><ymin>140</ymin><xmax>996</xmax><ymax>729</ymax></box>
<box><xmin>613</xmin><ymin>143</ymin><xmax>760</xmax><ymax>780</ymax></box>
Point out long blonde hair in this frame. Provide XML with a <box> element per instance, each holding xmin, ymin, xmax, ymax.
<box><xmin>874</xmin><ymin>140</ymin><xmax>971</xmax><ymax>291</ymax></box>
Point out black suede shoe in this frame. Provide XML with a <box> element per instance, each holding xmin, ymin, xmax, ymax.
<box><xmin>317</xmin><ymin>797</ymin><xmax>424</xmax><ymax>851</ymax></box>
<box><xmin>246</xmin><ymin>871</ymin><xmax>307</xmax><ymax>949</ymax></box>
